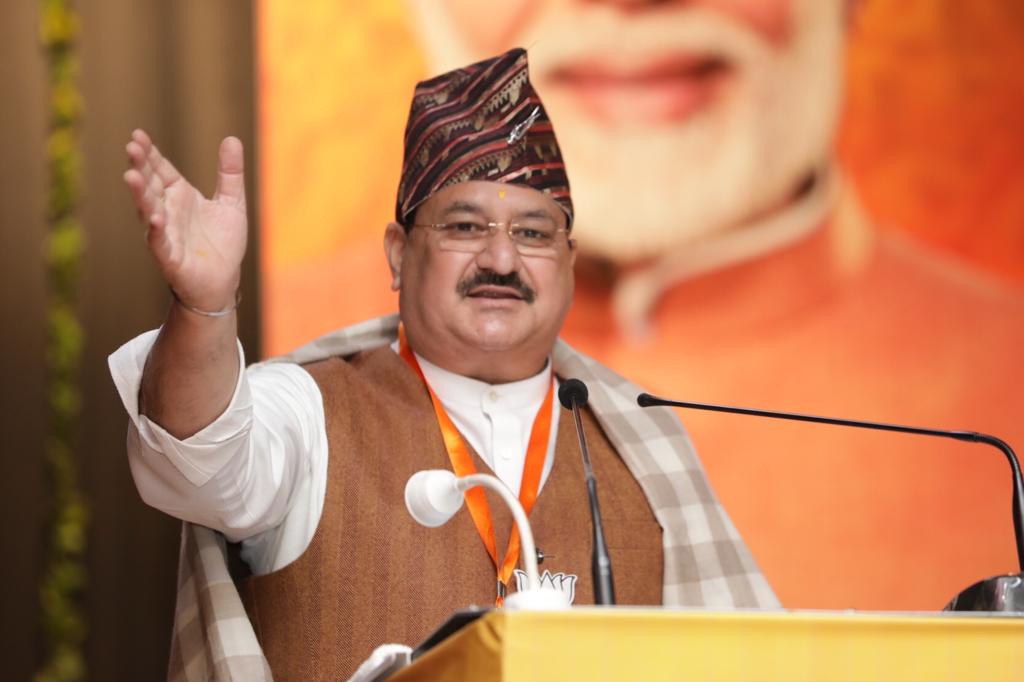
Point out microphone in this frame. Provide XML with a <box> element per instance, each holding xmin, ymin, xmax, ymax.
<box><xmin>404</xmin><ymin>470</ymin><xmax>569</xmax><ymax>611</ymax></box>
<box><xmin>637</xmin><ymin>392</ymin><xmax>1024</xmax><ymax>612</ymax></box>
<box><xmin>558</xmin><ymin>379</ymin><xmax>616</xmax><ymax>606</ymax></box>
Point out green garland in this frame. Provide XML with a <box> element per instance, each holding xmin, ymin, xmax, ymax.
<box><xmin>36</xmin><ymin>0</ymin><xmax>88</xmax><ymax>680</ymax></box>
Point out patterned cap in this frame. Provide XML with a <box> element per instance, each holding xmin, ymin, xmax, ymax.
<box><xmin>396</xmin><ymin>48</ymin><xmax>573</xmax><ymax>227</ymax></box>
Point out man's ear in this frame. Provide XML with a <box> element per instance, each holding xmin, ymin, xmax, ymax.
<box><xmin>383</xmin><ymin>222</ymin><xmax>407</xmax><ymax>291</ymax></box>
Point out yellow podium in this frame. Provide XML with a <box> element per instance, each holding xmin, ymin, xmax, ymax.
<box><xmin>390</xmin><ymin>609</ymin><xmax>1024</xmax><ymax>681</ymax></box>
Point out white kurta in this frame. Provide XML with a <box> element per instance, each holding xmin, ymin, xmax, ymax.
<box><xmin>108</xmin><ymin>330</ymin><xmax>559</xmax><ymax>575</ymax></box>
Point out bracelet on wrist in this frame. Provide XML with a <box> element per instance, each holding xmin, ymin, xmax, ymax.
<box><xmin>169</xmin><ymin>287</ymin><xmax>241</xmax><ymax>318</ymax></box>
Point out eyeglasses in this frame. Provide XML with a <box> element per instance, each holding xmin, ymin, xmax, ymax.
<box><xmin>410</xmin><ymin>220</ymin><xmax>572</xmax><ymax>258</ymax></box>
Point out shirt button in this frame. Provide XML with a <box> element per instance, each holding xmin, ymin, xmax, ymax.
<box><xmin>488</xmin><ymin>390</ymin><xmax>499</xmax><ymax>402</ymax></box>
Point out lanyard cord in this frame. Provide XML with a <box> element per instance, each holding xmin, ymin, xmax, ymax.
<box><xmin>398</xmin><ymin>327</ymin><xmax>553</xmax><ymax>605</ymax></box>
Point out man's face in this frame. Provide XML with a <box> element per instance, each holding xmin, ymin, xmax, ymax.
<box><xmin>406</xmin><ymin>0</ymin><xmax>846</xmax><ymax>264</ymax></box>
<box><xmin>385</xmin><ymin>181</ymin><xmax>575</xmax><ymax>381</ymax></box>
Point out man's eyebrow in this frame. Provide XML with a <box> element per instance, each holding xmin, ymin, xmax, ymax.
<box><xmin>514</xmin><ymin>209</ymin><xmax>557</xmax><ymax>222</ymax></box>
<box><xmin>438</xmin><ymin>201</ymin><xmax>558</xmax><ymax>224</ymax></box>
<box><xmin>440</xmin><ymin>201</ymin><xmax>485</xmax><ymax>217</ymax></box>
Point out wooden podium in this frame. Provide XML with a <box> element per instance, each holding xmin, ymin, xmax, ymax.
<box><xmin>389</xmin><ymin>609</ymin><xmax>1024</xmax><ymax>681</ymax></box>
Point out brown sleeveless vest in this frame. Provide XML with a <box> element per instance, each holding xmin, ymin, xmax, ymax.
<box><xmin>239</xmin><ymin>347</ymin><xmax>662</xmax><ymax>680</ymax></box>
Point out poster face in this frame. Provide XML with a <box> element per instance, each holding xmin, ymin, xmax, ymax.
<box><xmin>259</xmin><ymin>0</ymin><xmax>1024</xmax><ymax>610</ymax></box>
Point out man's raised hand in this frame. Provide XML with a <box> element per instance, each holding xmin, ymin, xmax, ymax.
<box><xmin>123</xmin><ymin>129</ymin><xmax>248</xmax><ymax>314</ymax></box>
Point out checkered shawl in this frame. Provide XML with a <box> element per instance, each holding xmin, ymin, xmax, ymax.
<box><xmin>167</xmin><ymin>314</ymin><xmax>778</xmax><ymax>680</ymax></box>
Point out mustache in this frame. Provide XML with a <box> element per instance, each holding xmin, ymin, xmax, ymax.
<box><xmin>457</xmin><ymin>271</ymin><xmax>536</xmax><ymax>303</ymax></box>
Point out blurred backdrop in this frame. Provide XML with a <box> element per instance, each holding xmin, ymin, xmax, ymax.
<box><xmin>3</xmin><ymin>0</ymin><xmax>1022</xmax><ymax>679</ymax></box>
<box><xmin>3</xmin><ymin>1</ymin><xmax>259</xmax><ymax>679</ymax></box>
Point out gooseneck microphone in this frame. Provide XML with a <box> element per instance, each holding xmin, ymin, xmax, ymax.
<box><xmin>404</xmin><ymin>470</ymin><xmax>569</xmax><ymax>611</ymax></box>
<box><xmin>559</xmin><ymin>378</ymin><xmax>616</xmax><ymax>606</ymax></box>
<box><xmin>637</xmin><ymin>392</ymin><xmax>1024</xmax><ymax>611</ymax></box>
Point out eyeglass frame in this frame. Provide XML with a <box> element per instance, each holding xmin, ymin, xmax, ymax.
<box><xmin>407</xmin><ymin>219</ymin><xmax>574</xmax><ymax>256</ymax></box>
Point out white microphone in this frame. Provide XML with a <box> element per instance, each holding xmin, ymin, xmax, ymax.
<box><xmin>404</xmin><ymin>469</ymin><xmax>569</xmax><ymax>610</ymax></box>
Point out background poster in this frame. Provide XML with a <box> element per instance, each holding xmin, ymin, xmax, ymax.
<box><xmin>259</xmin><ymin>0</ymin><xmax>1024</xmax><ymax>610</ymax></box>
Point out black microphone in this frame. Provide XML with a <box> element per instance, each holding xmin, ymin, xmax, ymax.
<box><xmin>637</xmin><ymin>392</ymin><xmax>1024</xmax><ymax>612</ymax></box>
<box><xmin>559</xmin><ymin>378</ymin><xmax>616</xmax><ymax>606</ymax></box>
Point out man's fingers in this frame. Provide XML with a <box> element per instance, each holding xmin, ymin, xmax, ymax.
<box><xmin>126</xmin><ymin>139</ymin><xmax>147</xmax><ymax>169</ymax></box>
<box><xmin>128</xmin><ymin>131</ymin><xmax>167</xmax><ymax>184</ymax></box>
<box><xmin>128</xmin><ymin>131</ymin><xmax>152</xmax><ymax>169</ymax></box>
<box><xmin>143</xmin><ymin>185</ymin><xmax>166</xmax><ymax>221</ymax></box>
<box><xmin>126</xmin><ymin>138</ymin><xmax>163</xmax><ymax>211</ymax></box>
<box><xmin>123</xmin><ymin>168</ymin><xmax>145</xmax><ymax>201</ymax></box>
<box><xmin>123</xmin><ymin>166</ymin><xmax>165</xmax><ymax>224</ymax></box>
<box><xmin>144</xmin><ymin>168</ymin><xmax>165</xmax><ymax>205</ymax></box>
<box><xmin>125</xmin><ymin>131</ymin><xmax>188</xmax><ymax>229</ymax></box>
<box><xmin>127</xmin><ymin>130</ymin><xmax>186</xmax><ymax>276</ymax></box>
<box><xmin>132</xmin><ymin>128</ymin><xmax>153</xmax><ymax>149</ymax></box>
<box><xmin>213</xmin><ymin>136</ymin><xmax>246</xmax><ymax>205</ymax></box>
<box><xmin>138</xmin><ymin>132</ymin><xmax>183</xmax><ymax>187</ymax></box>
<box><xmin>126</xmin><ymin>142</ymin><xmax>156</xmax><ymax>192</ymax></box>
<box><xmin>124</xmin><ymin>168</ymin><xmax>156</xmax><ymax>217</ymax></box>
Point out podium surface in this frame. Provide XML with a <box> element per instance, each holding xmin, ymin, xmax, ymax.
<box><xmin>390</xmin><ymin>608</ymin><xmax>1024</xmax><ymax>681</ymax></box>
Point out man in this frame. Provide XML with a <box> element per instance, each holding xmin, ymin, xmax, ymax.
<box><xmin>390</xmin><ymin>0</ymin><xmax>1024</xmax><ymax>609</ymax></box>
<box><xmin>113</xmin><ymin>49</ymin><xmax>775</xmax><ymax>679</ymax></box>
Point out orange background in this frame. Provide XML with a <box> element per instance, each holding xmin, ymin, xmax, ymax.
<box><xmin>257</xmin><ymin>1</ymin><xmax>1024</xmax><ymax>610</ymax></box>
<box><xmin>838</xmin><ymin>2</ymin><xmax>1024</xmax><ymax>282</ymax></box>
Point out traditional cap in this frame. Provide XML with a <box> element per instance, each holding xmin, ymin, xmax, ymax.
<box><xmin>396</xmin><ymin>48</ymin><xmax>573</xmax><ymax>227</ymax></box>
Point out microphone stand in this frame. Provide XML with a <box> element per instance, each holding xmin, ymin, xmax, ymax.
<box><xmin>638</xmin><ymin>392</ymin><xmax>1024</xmax><ymax>612</ymax></box>
<box><xmin>561</xmin><ymin>380</ymin><xmax>616</xmax><ymax>605</ymax></box>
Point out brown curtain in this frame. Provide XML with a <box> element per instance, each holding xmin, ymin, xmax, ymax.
<box><xmin>0</xmin><ymin>1</ymin><xmax>259</xmax><ymax>679</ymax></box>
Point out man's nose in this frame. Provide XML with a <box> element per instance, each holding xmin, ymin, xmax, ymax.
<box><xmin>474</xmin><ymin>228</ymin><xmax>521</xmax><ymax>274</ymax></box>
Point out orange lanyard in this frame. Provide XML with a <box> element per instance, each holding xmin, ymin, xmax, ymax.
<box><xmin>398</xmin><ymin>327</ymin><xmax>554</xmax><ymax>605</ymax></box>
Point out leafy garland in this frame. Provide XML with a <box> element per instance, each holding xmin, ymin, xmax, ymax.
<box><xmin>36</xmin><ymin>0</ymin><xmax>88</xmax><ymax>680</ymax></box>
